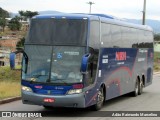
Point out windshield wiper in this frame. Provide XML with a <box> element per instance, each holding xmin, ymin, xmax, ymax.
<box><xmin>28</xmin><ymin>75</ymin><xmax>48</xmax><ymax>83</ymax></box>
<box><xmin>50</xmin><ymin>78</ymin><xmax>69</xmax><ymax>85</ymax></box>
<box><xmin>32</xmin><ymin>75</ymin><xmax>48</xmax><ymax>78</ymax></box>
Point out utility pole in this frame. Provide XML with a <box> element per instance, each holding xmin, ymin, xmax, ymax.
<box><xmin>142</xmin><ymin>0</ymin><xmax>146</xmax><ymax>25</ymax></box>
<box><xmin>87</xmin><ymin>1</ymin><xmax>95</xmax><ymax>14</ymax></box>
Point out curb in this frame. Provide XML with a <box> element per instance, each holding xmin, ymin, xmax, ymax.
<box><xmin>0</xmin><ymin>97</ymin><xmax>21</xmax><ymax>105</ymax></box>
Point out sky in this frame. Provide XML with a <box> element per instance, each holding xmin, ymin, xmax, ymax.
<box><xmin>0</xmin><ymin>0</ymin><xmax>160</xmax><ymax>20</ymax></box>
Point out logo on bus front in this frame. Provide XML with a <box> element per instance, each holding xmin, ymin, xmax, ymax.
<box><xmin>47</xmin><ymin>90</ymin><xmax>51</xmax><ymax>94</ymax></box>
<box><xmin>116</xmin><ymin>52</ymin><xmax>127</xmax><ymax>61</ymax></box>
<box><xmin>57</xmin><ymin>53</ymin><xmax>62</xmax><ymax>59</ymax></box>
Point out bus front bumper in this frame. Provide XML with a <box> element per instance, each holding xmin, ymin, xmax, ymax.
<box><xmin>22</xmin><ymin>91</ymin><xmax>86</xmax><ymax>108</ymax></box>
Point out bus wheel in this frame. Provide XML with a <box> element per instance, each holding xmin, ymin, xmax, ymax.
<box><xmin>132</xmin><ymin>78</ymin><xmax>139</xmax><ymax>97</ymax></box>
<box><xmin>92</xmin><ymin>87</ymin><xmax>104</xmax><ymax>111</ymax></box>
<box><xmin>138</xmin><ymin>79</ymin><xmax>143</xmax><ymax>95</ymax></box>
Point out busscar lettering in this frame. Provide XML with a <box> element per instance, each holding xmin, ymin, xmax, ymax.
<box><xmin>116</xmin><ymin>52</ymin><xmax>127</xmax><ymax>61</ymax></box>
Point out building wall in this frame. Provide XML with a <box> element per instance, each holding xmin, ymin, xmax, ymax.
<box><xmin>0</xmin><ymin>39</ymin><xmax>19</xmax><ymax>51</ymax></box>
<box><xmin>0</xmin><ymin>39</ymin><xmax>21</xmax><ymax>66</ymax></box>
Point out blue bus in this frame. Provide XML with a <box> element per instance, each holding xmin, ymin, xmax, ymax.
<box><xmin>10</xmin><ymin>13</ymin><xmax>154</xmax><ymax>110</ymax></box>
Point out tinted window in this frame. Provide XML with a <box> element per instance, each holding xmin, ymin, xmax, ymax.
<box><xmin>51</xmin><ymin>46</ymin><xmax>85</xmax><ymax>84</ymax></box>
<box><xmin>121</xmin><ymin>27</ymin><xmax>138</xmax><ymax>48</ymax></box>
<box><xmin>110</xmin><ymin>25</ymin><xmax>122</xmax><ymax>48</ymax></box>
<box><xmin>26</xmin><ymin>19</ymin><xmax>88</xmax><ymax>46</ymax></box>
<box><xmin>89</xmin><ymin>21</ymin><xmax>100</xmax><ymax>49</ymax></box>
<box><xmin>137</xmin><ymin>30</ymin><xmax>153</xmax><ymax>48</ymax></box>
<box><xmin>101</xmin><ymin>23</ymin><xmax>111</xmax><ymax>47</ymax></box>
<box><xmin>27</xmin><ymin>19</ymin><xmax>53</xmax><ymax>44</ymax></box>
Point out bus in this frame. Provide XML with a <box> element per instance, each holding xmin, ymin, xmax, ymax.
<box><xmin>10</xmin><ymin>13</ymin><xmax>154</xmax><ymax>110</ymax></box>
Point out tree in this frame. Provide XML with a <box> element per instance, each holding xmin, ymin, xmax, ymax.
<box><xmin>18</xmin><ymin>10</ymin><xmax>25</xmax><ymax>21</ymax></box>
<box><xmin>154</xmin><ymin>34</ymin><xmax>160</xmax><ymax>41</ymax></box>
<box><xmin>8</xmin><ymin>16</ymin><xmax>22</xmax><ymax>31</ymax></box>
<box><xmin>18</xmin><ymin>10</ymin><xmax>38</xmax><ymax>21</ymax></box>
<box><xmin>0</xmin><ymin>18</ymin><xmax>6</xmax><ymax>32</ymax></box>
<box><xmin>16</xmin><ymin>37</ymin><xmax>25</xmax><ymax>48</ymax></box>
<box><xmin>0</xmin><ymin>7</ymin><xmax>9</xmax><ymax>32</ymax></box>
<box><xmin>25</xmin><ymin>10</ymin><xmax>39</xmax><ymax>19</ymax></box>
<box><xmin>0</xmin><ymin>7</ymin><xmax>9</xmax><ymax>18</ymax></box>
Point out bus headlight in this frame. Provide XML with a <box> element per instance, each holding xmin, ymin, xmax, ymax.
<box><xmin>67</xmin><ymin>89</ymin><xmax>82</xmax><ymax>95</ymax></box>
<box><xmin>22</xmin><ymin>86</ymin><xmax>32</xmax><ymax>92</ymax></box>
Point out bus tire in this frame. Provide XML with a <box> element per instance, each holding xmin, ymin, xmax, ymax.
<box><xmin>132</xmin><ymin>78</ymin><xmax>139</xmax><ymax>97</ymax></box>
<box><xmin>138</xmin><ymin>79</ymin><xmax>143</xmax><ymax>95</ymax></box>
<box><xmin>92</xmin><ymin>87</ymin><xmax>104</xmax><ymax>111</ymax></box>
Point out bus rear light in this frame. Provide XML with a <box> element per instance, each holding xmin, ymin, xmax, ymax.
<box><xmin>72</xmin><ymin>84</ymin><xmax>83</xmax><ymax>89</ymax></box>
<box><xmin>44</xmin><ymin>98</ymin><xmax>55</xmax><ymax>103</ymax></box>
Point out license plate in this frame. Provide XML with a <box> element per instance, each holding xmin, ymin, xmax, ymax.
<box><xmin>43</xmin><ymin>98</ymin><xmax>55</xmax><ymax>103</ymax></box>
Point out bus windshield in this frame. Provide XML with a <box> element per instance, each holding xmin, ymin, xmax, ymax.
<box><xmin>26</xmin><ymin>18</ymin><xmax>88</xmax><ymax>46</ymax></box>
<box><xmin>22</xmin><ymin>45</ymin><xmax>85</xmax><ymax>84</ymax></box>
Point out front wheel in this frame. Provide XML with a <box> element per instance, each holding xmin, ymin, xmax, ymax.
<box><xmin>92</xmin><ymin>87</ymin><xmax>104</xmax><ymax>111</ymax></box>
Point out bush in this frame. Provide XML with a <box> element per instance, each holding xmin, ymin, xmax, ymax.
<box><xmin>0</xmin><ymin>66</ymin><xmax>21</xmax><ymax>81</ymax></box>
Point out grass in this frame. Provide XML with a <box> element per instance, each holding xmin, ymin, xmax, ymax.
<box><xmin>0</xmin><ymin>81</ymin><xmax>21</xmax><ymax>100</ymax></box>
<box><xmin>154</xmin><ymin>52</ymin><xmax>160</xmax><ymax>72</ymax></box>
<box><xmin>0</xmin><ymin>66</ymin><xmax>21</xmax><ymax>81</ymax></box>
<box><xmin>0</xmin><ymin>66</ymin><xmax>21</xmax><ymax>100</ymax></box>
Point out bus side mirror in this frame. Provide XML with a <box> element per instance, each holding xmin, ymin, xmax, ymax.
<box><xmin>80</xmin><ymin>54</ymin><xmax>91</xmax><ymax>74</ymax></box>
<box><xmin>9</xmin><ymin>50</ymin><xmax>28</xmax><ymax>73</ymax></box>
<box><xmin>10</xmin><ymin>52</ymin><xmax>16</xmax><ymax>70</ymax></box>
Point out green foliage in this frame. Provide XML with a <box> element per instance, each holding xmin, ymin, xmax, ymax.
<box><xmin>16</xmin><ymin>37</ymin><xmax>25</xmax><ymax>48</ymax></box>
<box><xmin>154</xmin><ymin>34</ymin><xmax>160</xmax><ymax>41</ymax></box>
<box><xmin>0</xmin><ymin>66</ymin><xmax>21</xmax><ymax>99</ymax></box>
<box><xmin>0</xmin><ymin>7</ymin><xmax>9</xmax><ymax>32</ymax></box>
<box><xmin>0</xmin><ymin>81</ymin><xmax>21</xmax><ymax>100</ymax></box>
<box><xmin>0</xmin><ymin>7</ymin><xmax>9</xmax><ymax>18</ymax></box>
<box><xmin>0</xmin><ymin>66</ymin><xmax>21</xmax><ymax>81</ymax></box>
<box><xmin>8</xmin><ymin>16</ymin><xmax>22</xmax><ymax>31</ymax></box>
<box><xmin>0</xmin><ymin>17</ymin><xmax>6</xmax><ymax>32</ymax></box>
<box><xmin>154</xmin><ymin>52</ymin><xmax>160</xmax><ymax>62</ymax></box>
<box><xmin>18</xmin><ymin>10</ymin><xmax>38</xmax><ymax>21</ymax></box>
<box><xmin>154</xmin><ymin>52</ymin><xmax>160</xmax><ymax>72</ymax></box>
<box><xmin>154</xmin><ymin>63</ymin><xmax>160</xmax><ymax>71</ymax></box>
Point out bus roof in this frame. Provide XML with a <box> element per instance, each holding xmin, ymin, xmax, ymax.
<box><xmin>34</xmin><ymin>13</ymin><xmax>153</xmax><ymax>32</ymax></box>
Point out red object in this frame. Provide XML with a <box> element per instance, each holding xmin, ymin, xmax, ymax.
<box><xmin>44</xmin><ymin>98</ymin><xmax>55</xmax><ymax>103</ymax></box>
<box><xmin>35</xmin><ymin>86</ymin><xmax>43</xmax><ymax>89</ymax></box>
<box><xmin>72</xmin><ymin>84</ymin><xmax>83</xmax><ymax>89</ymax></box>
<box><xmin>116</xmin><ymin>52</ymin><xmax>127</xmax><ymax>61</ymax></box>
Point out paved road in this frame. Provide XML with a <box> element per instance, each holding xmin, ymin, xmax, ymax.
<box><xmin>0</xmin><ymin>74</ymin><xmax>160</xmax><ymax>120</ymax></box>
